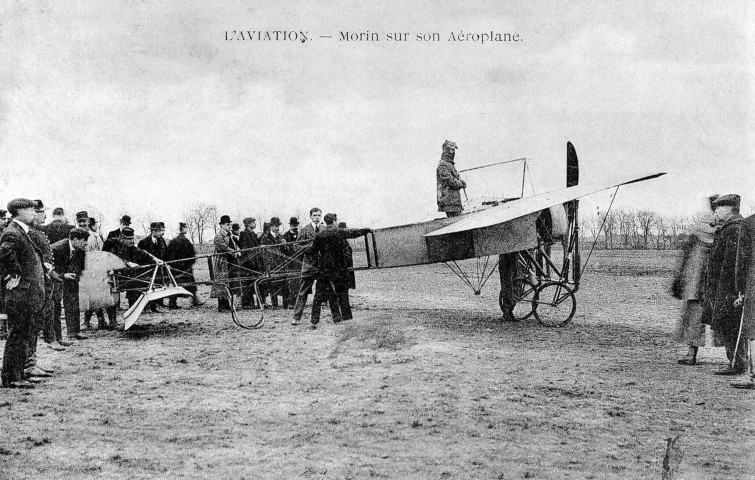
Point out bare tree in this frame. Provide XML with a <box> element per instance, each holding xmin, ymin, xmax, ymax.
<box><xmin>599</xmin><ymin>211</ymin><xmax>616</xmax><ymax>249</ymax></box>
<box><xmin>668</xmin><ymin>214</ymin><xmax>689</xmax><ymax>249</ymax></box>
<box><xmin>183</xmin><ymin>203</ymin><xmax>217</xmax><ymax>244</ymax></box>
<box><xmin>636</xmin><ymin>210</ymin><xmax>655</xmax><ymax>249</ymax></box>
<box><xmin>653</xmin><ymin>215</ymin><xmax>668</xmax><ymax>249</ymax></box>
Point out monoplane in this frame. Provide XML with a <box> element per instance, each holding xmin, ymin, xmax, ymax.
<box><xmin>78</xmin><ymin>143</ymin><xmax>666</xmax><ymax>330</ymax></box>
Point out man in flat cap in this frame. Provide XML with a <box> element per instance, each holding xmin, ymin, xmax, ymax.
<box><xmin>107</xmin><ymin>215</ymin><xmax>132</xmax><ymax>240</ymax></box>
<box><xmin>703</xmin><ymin>194</ymin><xmax>752</xmax><ymax>376</ymax></box>
<box><xmin>138</xmin><ymin>221</ymin><xmax>168</xmax><ymax>312</ymax></box>
<box><xmin>165</xmin><ymin>222</ymin><xmax>202</xmax><ymax>308</ymax></box>
<box><xmin>307</xmin><ymin>213</ymin><xmax>371</xmax><ymax>329</ymax></box>
<box><xmin>211</xmin><ymin>215</ymin><xmax>240</xmax><ymax>312</ymax></box>
<box><xmin>0</xmin><ymin>199</ymin><xmax>47</xmax><ymax>388</ymax></box>
<box><xmin>436</xmin><ymin>140</ymin><xmax>467</xmax><ymax>217</ymax></box>
<box><xmin>238</xmin><ymin>217</ymin><xmax>261</xmax><ymax>308</ymax></box>
<box><xmin>75</xmin><ymin>211</ymin><xmax>89</xmax><ymax>230</ymax></box>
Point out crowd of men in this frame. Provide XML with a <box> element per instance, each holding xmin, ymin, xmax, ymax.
<box><xmin>210</xmin><ymin>208</ymin><xmax>369</xmax><ymax>330</ymax></box>
<box><xmin>0</xmin><ymin>199</ymin><xmax>369</xmax><ymax>388</ymax></box>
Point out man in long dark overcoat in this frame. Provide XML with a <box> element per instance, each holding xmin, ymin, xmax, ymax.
<box><xmin>238</xmin><ymin>217</ymin><xmax>261</xmax><ymax>308</ymax></box>
<box><xmin>0</xmin><ymin>199</ymin><xmax>47</xmax><ymax>388</ymax></box>
<box><xmin>138</xmin><ymin>222</ymin><xmax>168</xmax><ymax>312</ymax></box>
<box><xmin>703</xmin><ymin>194</ymin><xmax>752</xmax><ymax>375</ymax></box>
<box><xmin>165</xmin><ymin>222</ymin><xmax>201</xmax><ymax>308</ymax></box>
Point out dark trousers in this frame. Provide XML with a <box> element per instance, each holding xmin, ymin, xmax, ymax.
<box><xmin>311</xmin><ymin>278</ymin><xmax>342</xmax><ymax>324</ymax></box>
<box><xmin>41</xmin><ymin>279</ymin><xmax>59</xmax><ymax>343</ymax></box>
<box><xmin>293</xmin><ymin>273</ymin><xmax>317</xmax><ymax>320</ymax></box>
<box><xmin>498</xmin><ymin>253</ymin><xmax>519</xmax><ymax>314</ymax></box>
<box><xmin>241</xmin><ymin>280</ymin><xmax>259</xmax><ymax>307</ymax></box>
<box><xmin>2</xmin><ymin>303</ymin><xmax>34</xmax><ymax>384</ymax></box>
<box><xmin>84</xmin><ymin>308</ymin><xmax>106</xmax><ymax>327</ymax></box>
<box><xmin>62</xmin><ymin>281</ymin><xmax>80</xmax><ymax>337</ymax></box>
<box><xmin>336</xmin><ymin>284</ymin><xmax>352</xmax><ymax>320</ymax></box>
<box><xmin>25</xmin><ymin>309</ymin><xmax>46</xmax><ymax>369</ymax></box>
<box><xmin>105</xmin><ymin>306</ymin><xmax>118</xmax><ymax>326</ymax></box>
<box><xmin>49</xmin><ymin>283</ymin><xmax>64</xmax><ymax>342</ymax></box>
<box><xmin>126</xmin><ymin>291</ymin><xmax>141</xmax><ymax>308</ymax></box>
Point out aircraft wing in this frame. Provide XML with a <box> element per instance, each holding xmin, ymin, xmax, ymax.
<box><xmin>424</xmin><ymin>171</ymin><xmax>666</xmax><ymax>237</ymax></box>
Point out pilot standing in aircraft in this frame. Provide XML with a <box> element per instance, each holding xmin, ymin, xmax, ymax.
<box><xmin>436</xmin><ymin>140</ymin><xmax>467</xmax><ymax>218</ymax></box>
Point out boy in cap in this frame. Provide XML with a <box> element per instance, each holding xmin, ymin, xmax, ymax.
<box><xmin>51</xmin><ymin>228</ymin><xmax>91</xmax><ymax>342</ymax></box>
<box><xmin>82</xmin><ymin>217</ymin><xmax>107</xmax><ymax>329</ymax></box>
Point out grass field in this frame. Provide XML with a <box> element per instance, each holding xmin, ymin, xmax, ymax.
<box><xmin>0</xmin><ymin>250</ymin><xmax>753</xmax><ymax>479</ymax></box>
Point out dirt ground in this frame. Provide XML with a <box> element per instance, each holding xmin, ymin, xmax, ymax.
<box><xmin>1</xmin><ymin>250</ymin><xmax>753</xmax><ymax>479</ymax></box>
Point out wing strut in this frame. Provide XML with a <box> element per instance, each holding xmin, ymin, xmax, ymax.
<box><xmin>579</xmin><ymin>186</ymin><xmax>619</xmax><ymax>275</ymax></box>
<box><xmin>444</xmin><ymin>256</ymin><xmax>501</xmax><ymax>295</ymax></box>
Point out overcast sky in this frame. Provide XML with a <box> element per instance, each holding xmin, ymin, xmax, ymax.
<box><xmin>1</xmin><ymin>0</ymin><xmax>752</xmax><ymax>234</ymax></box>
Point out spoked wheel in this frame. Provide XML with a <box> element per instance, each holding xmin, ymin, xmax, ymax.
<box><xmin>532</xmin><ymin>281</ymin><xmax>576</xmax><ymax>328</ymax></box>
<box><xmin>500</xmin><ymin>278</ymin><xmax>538</xmax><ymax>320</ymax></box>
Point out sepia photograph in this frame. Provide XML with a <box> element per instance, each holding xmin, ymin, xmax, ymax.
<box><xmin>0</xmin><ymin>1</ymin><xmax>753</xmax><ymax>478</ymax></box>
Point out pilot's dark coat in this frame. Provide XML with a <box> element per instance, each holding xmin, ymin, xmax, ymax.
<box><xmin>436</xmin><ymin>152</ymin><xmax>466</xmax><ymax>213</ymax></box>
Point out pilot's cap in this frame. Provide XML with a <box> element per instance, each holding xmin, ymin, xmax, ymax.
<box><xmin>712</xmin><ymin>194</ymin><xmax>740</xmax><ymax>211</ymax></box>
<box><xmin>442</xmin><ymin>140</ymin><xmax>458</xmax><ymax>151</ymax></box>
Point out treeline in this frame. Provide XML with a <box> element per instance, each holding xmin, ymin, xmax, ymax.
<box><xmin>578</xmin><ymin>209</ymin><xmax>706</xmax><ymax>250</ymax></box>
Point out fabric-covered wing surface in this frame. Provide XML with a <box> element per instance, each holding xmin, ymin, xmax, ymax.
<box><xmin>424</xmin><ymin>171</ymin><xmax>666</xmax><ymax>238</ymax></box>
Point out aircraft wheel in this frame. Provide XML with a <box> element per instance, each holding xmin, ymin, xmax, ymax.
<box><xmin>532</xmin><ymin>281</ymin><xmax>576</xmax><ymax>328</ymax></box>
<box><xmin>499</xmin><ymin>278</ymin><xmax>537</xmax><ymax>320</ymax></box>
